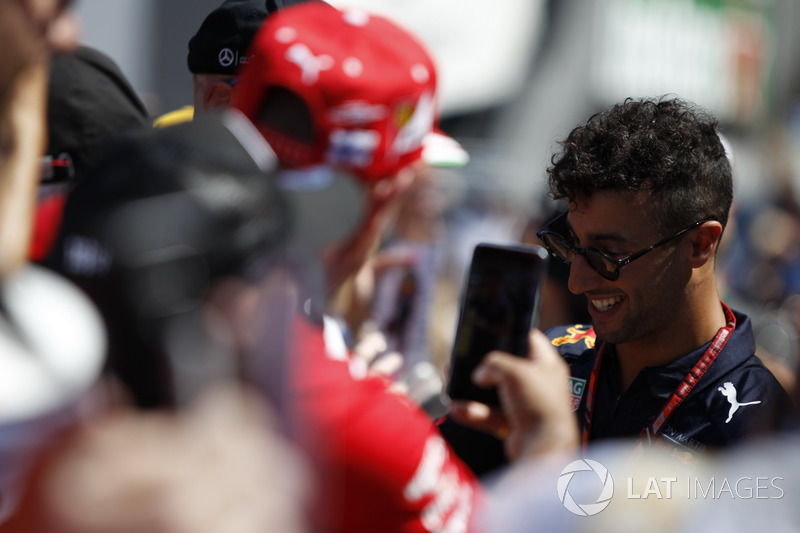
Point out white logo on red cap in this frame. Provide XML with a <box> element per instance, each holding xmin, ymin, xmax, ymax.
<box><xmin>392</xmin><ymin>91</ymin><xmax>435</xmax><ymax>157</ymax></box>
<box><xmin>328</xmin><ymin>102</ymin><xmax>387</xmax><ymax>125</ymax></box>
<box><xmin>342</xmin><ymin>57</ymin><xmax>363</xmax><ymax>78</ymax></box>
<box><xmin>326</xmin><ymin>129</ymin><xmax>380</xmax><ymax>168</ymax></box>
<box><xmin>275</xmin><ymin>26</ymin><xmax>296</xmax><ymax>43</ymax></box>
<box><xmin>342</xmin><ymin>9</ymin><xmax>370</xmax><ymax>27</ymax></box>
<box><xmin>285</xmin><ymin>43</ymin><xmax>334</xmax><ymax>85</ymax></box>
<box><xmin>410</xmin><ymin>64</ymin><xmax>430</xmax><ymax>84</ymax></box>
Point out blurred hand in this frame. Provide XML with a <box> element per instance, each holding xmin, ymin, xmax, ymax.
<box><xmin>330</xmin><ymin>245</ymin><xmax>419</xmax><ymax>334</ymax></box>
<box><xmin>449</xmin><ymin>329</ymin><xmax>579</xmax><ymax>461</ymax></box>
<box><xmin>352</xmin><ymin>328</ymin><xmax>406</xmax><ymax>395</ymax></box>
<box><xmin>0</xmin><ymin>0</ymin><xmax>78</xmax><ymax>279</ymax></box>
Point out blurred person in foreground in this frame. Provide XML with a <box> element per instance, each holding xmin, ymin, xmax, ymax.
<box><xmin>7</xmin><ymin>112</ymin><xmax>310</xmax><ymax>532</ymax></box>
<box><xmin>46</xmin><ymin>110</ymin><xmax>293</xmax><ymax>410</ymax></box>
<box><xmin>231</xmin><ymin>3</ymin><xmax>576</xmax><ymax>531</ymax></box>
<box><xmin>442</xmin><ymin>96</ymin><xmax>799</xmax><ymax>478</ymax></box>
<box><xmin>1</xmin><ymin>2</ymin><xmax>306</xmax><ymax>531</ymax></box>
<box><xmin>0</xmin><ymin>0</ymin><xmax>78</xmax><ymax>277</ymax></box>
<box><xmin>153</xmin><ymin>0</ymin><xmax>313</xmax><ymax>128</ymax></box>
<box><xmin>0</xmin><ymin>0</ymin><xmax>108</xmax><ymax>526</ymax></box>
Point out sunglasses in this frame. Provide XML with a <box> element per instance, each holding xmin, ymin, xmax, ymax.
<box><xmin>536</xmin><ymin>211</ymin><xmax>717</xmax><ymax>281</ymax></box>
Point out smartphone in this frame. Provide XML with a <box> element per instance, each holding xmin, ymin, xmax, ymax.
<box><xmin>447</xmin><ymin>242</ymin><xmax>549</xmax><ymax>406</ymax></box>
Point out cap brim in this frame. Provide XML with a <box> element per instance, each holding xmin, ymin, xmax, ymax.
<box><xmin>422</xmin><ymin>130</ymin><xmax>469</xmax><ymax>168</ymax></box>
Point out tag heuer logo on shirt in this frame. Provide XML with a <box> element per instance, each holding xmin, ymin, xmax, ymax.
<box><xmin>569</xmin><ymin>377</ymin><xmax>586</xmax><ymax>411</ymax></box>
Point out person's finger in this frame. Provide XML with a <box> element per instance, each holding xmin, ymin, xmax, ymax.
<box><xmin>371</xmin><ymin>247</ymin><xmax>417</xmax><ymax>274</ymax></box>
<box><xmin>526</xmin><ymin>329</ymin><xmax>566</xmax><ymax>365</ymax></box>
<box><xmin>352</xmin><ymin>330</ymin><xmax>387</xmax><ymax>366</ymax></box>
<box><xmin>472</xmin><ymin>351</ymin><xmax>526</xmax><ymax>388</ymax></box>
<box><xmin>387</xmin><ymin>382</ymin><xmax>409</xmax><ymax>397</ymax></box>
<box><xmin>449</xmin><ymin>400</ymin><xmax>509</xmax><ymax>439</ymax></box>
<box><xmin>472</xmin><ymin>329</ymin><xmax>565</xmax><ymax>387</ymax></box>
<box><xmin>369</xmin><ymin>351</ymin><xmax>403</xmax><ymax>377</ymax></box>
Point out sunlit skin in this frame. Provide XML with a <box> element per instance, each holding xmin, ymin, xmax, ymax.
<box><xmin>0</xmin><ymin>0</ymin><xmax>77</xmax><ymax>98</ymax></box>
<box><xmin>322</xmin><ymin>164</ymin><xmax>419</xmax><ymax>295</ymax></box>
<box><xmin>565</xmin><ymin>190</ymin><xmax>726</xmax><ymax>391</ymax></box>
<box><xmin>0</xmin><ymin>0</ymin><xmax>78</xmax><ymax>279</ymax></box>
<box><xmin>193</xmin><ymin>74</ymin><xmax>238</xmax><ymax>112</ymax></box>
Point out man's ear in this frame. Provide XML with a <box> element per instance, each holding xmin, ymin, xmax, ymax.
<box><xmin>690</xmin><ymin>221</ymin><xmax>724</xmax><ymax>266</ymax></box>
<box><xmin>203</xmin><ymin>83</ymin><xmax>233</xmax><ymax>111</ymax></box>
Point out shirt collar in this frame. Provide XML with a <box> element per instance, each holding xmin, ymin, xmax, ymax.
<box><xmin>604</xmin><ymin>307</ymin><xmax>754</xmax><ymax>400</ymax></box>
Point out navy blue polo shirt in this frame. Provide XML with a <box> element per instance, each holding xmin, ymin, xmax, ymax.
<box><xmin>439</xmin><ymin>306</ymin><xmax>798</xmax><ymax>476</ymax></box>
<box><xmin>557</xmin><ymin>308</ymin><xmax>797</xmax><ymax>461</ymax></box>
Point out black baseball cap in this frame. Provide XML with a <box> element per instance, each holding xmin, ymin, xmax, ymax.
<box><xmin>187</xmin><ymin>0</ymin><xmax>318</xmax><ymax>75</ymax></box>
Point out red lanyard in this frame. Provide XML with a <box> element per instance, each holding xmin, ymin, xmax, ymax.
<box><xmin>581</xmin><ymin>303</ymin><xmax>736</xmax><ymax>451</ymax></box>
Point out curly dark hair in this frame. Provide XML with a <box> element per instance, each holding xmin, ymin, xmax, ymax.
<box><xmin>546</xmin><ymin>96</ymin><xmax>732</xmax><ymax>234</ymax></box>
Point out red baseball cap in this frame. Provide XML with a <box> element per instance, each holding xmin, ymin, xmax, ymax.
<box><xmin>232</xmin><ymin>2</ymin><xmax>468</xmax><ymax>182</ymax></box>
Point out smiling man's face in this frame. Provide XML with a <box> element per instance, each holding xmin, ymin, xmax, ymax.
<box><xmin>565</xmin><ymin>190</ymin><xmax>693</xmax><ymax>347</ymax></box>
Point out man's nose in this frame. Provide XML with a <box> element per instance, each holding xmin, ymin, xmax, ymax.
<box><xmin>567</xmin><ymin>253</ymin><xmax>603</xmax><ymax>295</ymax></box>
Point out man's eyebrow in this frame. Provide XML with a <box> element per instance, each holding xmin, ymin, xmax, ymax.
<box><xmin>565</xmin><ymin>219</ymin><xmax>634</xmax><ymax>244</ymax></box>
<box><xmin>585</xmin><ymin>230</ymin><xmax>631</xmax><ymax>243</ymax></box>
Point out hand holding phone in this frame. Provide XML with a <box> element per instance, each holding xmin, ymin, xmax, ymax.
<box><xmin>447</xmin><ymin>243</ymin><xmax>549</xmax><ymax>406</ymax></box>
<box><xmin>448</xmin><ymin>329</ymin><xmax>579</xmax><ymax>459</ymax></box>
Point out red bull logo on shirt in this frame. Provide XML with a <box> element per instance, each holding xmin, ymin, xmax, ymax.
<box><xmin>552</xmin><ymin>325</ymin><xmax>596</xmax><ymax>349</ymax></box>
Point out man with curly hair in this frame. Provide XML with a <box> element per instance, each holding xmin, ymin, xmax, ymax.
<box><xmin>539</xmin><ymin>96</ymin><xmax>797</xmax><ymax>455</ymax></box>
<box><xmin>443</xmin><ymin>96</ymin><xmax>797</xmax><ymax>476</ymax></box>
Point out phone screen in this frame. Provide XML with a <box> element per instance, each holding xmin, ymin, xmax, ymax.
<box><xmin>447</xmin><ymin>242</ymin><xmax>549</xmax><ymax>406</ymax></box>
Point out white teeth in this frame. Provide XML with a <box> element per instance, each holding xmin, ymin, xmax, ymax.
<box><xmin>591</xmin><ymin>297</ymin><xmax>623</xmax><ymax>312</ymax></box>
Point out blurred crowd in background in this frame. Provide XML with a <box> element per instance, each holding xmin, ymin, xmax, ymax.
<box><xmin>322</xmin><ymin>0</ymin><xmax>800</xmax><ymax>387</ymax></box>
